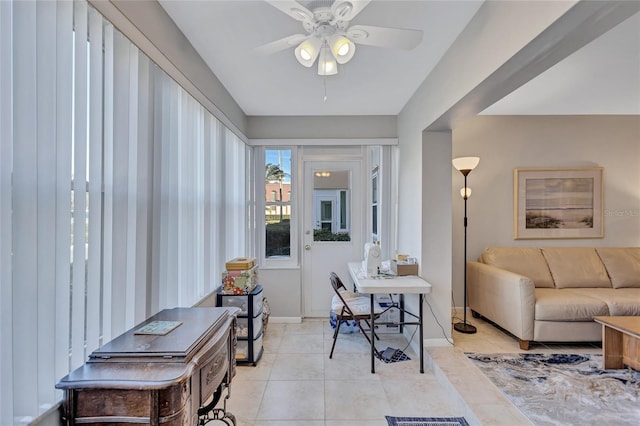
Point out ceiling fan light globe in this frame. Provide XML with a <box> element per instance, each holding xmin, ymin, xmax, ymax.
<box><xmin>317</xmin><ymin>44</ymin><xmax>338</xmax><ymax>75</ymax></box>
<box><xmin>329</xmin><ymin>35</ymin><xmax>355</xmax><ymax>64</ymax></box>
<box><xmin>300</xmin><ymin>49</ymin><xmax>312</xmax><ymax>61</ymax></box>
<box><xmin>336</xmin><ymin>40</ymin><xmax>349</xmax><ymax>56</ymax></box>
<box><xmin>318</xmin><ymin>60</ymin><xmax>337</xmax><ymax>75</ymax></box>
<box><xmin>294</xmin><ymin>38</ymin><xmax>321</xmax><ymax>67</ymax></box>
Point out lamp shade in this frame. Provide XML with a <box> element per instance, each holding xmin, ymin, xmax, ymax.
<box><xmin>317</xmin><ymin>43</ymin><xmax>338</xmax><ymax>75</ymax></box>
<box><xmin>329</xmin><ymin>35</ymin><xmax>356</xmax><ymax>64</ymax></box>
<box><xmin>294</xmin><ymin>37</ymin><xmax>321</xmax><ymax>67</ymax></box>
<box><xmin>460</xmin><ymin>187</ymin><xmax>472</xmax><ymax>198</ymax></box>
<box><xmin>452</xmin><ymin>157</ymin><xmax>480</xmax><ymax>175</ymax></box>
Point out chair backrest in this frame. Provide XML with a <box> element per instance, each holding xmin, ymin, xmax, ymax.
<box><xmin>330</xmin><ymin>272</ymin><xmax>376</xmax><ymax>320</ymax></box>
<box><xmin>330</xmin><ymin>272</ymin><xmax>359</xmax><ymax>317</ymax></box>
<box><xmin>330</xmin><ymin>272</ymin><xmax>347</xmax><ymax>293</ymax></box>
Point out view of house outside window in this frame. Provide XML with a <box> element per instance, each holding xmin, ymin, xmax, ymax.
<box><xmin>265</xmin><ymin>149</ymin><xmax>292</xmax><ymax>258</ymax></box>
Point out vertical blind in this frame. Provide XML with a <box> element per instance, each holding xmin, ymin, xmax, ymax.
<box><xmin>0</xmin><ymin>0</ymin><xmax>250</xmax><ymax>423</ymax></box>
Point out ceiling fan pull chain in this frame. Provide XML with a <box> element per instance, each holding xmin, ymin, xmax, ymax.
<box><xmin>323</xmin><ymin>76</ymin><xmax>328</xmax><ymax>102</ymax></box>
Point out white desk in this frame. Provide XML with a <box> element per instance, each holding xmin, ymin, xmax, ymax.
<box><xmin>347</xmin><ymin>262</ymin><xmax>432</xmax><ymax>373</ymax></box>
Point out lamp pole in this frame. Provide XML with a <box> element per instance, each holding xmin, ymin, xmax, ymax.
<box><xmin>452</xmin><ymin>157</ymin><xmax>479</xmax><ymax>334</ymax></box>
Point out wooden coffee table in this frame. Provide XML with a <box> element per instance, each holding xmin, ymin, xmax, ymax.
<box><xmin>594</xmin><ymin>316</ymin><xmax>640</xmax><ymax>370</ymax></box>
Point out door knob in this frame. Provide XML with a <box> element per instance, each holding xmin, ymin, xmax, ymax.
<box><xmin>305</xmin><ymin>245</ymin><xmax>311</xmax><ymax>251</ymax></box>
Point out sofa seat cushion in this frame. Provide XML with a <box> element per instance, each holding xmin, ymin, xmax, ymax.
<box><xmin>542</xmin><ymin>247</ymin><xmax>611</xmax><ymax>288</ymax></box>
<box><xmin>596</xmin><ymin>248</ymin><xmax>640</xmax><ymax>288</ymax></box>
<box><xmin>570</xmin><ymin>288</ymin><xmax>640</xmax><ymax>316</ymax></box>
<box><xmin>480</xmin><ymin>247</ymin><xmax>554</xmax><ymax>288</ymax></box>
<box><xmin>534</xmin><ymin>288</ymin><xmax>609</xmax><ymax>321</ymax></box>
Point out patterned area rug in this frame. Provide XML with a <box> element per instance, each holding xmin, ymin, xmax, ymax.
<box><xmin>466</xmin><ymin>353</ymin><xmax>640</xmax><ymax>426</ymax></box>
<box><xmin>385</xmin><ymin>417</ymin><xmax>469</xmax><ymax>426</ymax></box>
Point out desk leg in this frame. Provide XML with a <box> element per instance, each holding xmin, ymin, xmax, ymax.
<box><xmin>370</xmin><ymin>294</ymin><xmax>376</xmax><ymax>373</ymax></box>
<box><xmin>419</xmin><ymin>294</ymin><xmax>424</xmax><ymax>374</ymax></box>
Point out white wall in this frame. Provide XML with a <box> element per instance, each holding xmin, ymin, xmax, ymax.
<box><xmin>450</xmin><ymin>115</ymin><xmax>640</xmax><ymax>304</ymax></box>
<box><xmin>258</xmin><ymin>269</ymin><xmax>303</xmax><ymax>320</ymax></box>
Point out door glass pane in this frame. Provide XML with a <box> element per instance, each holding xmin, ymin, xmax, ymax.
<box><xmin>313</xmin><ymin>171</ymin><xmax>350</xmax><ymax>241</ymax></box>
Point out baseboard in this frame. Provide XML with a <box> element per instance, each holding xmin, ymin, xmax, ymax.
<box><xmin>268</xmin><ymin>316</ymin><xmax>302</xmax><ymax>323</ymax></box>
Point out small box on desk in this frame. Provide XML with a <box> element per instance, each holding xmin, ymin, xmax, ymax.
<box><xmin>391</xmin><ymin>260</ymin><xmax>418</xmax><ymax>276</ymax></box>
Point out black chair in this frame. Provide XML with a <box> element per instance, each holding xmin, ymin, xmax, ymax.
<box><xmin>329</xmin><ymin>272</ymin><xmax>383</xmax><ymax>359</ymax></box>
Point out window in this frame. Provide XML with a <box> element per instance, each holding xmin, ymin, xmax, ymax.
<box><xmin>264</xmin><ymin>149</ymin><xmax>293</xmax><ymax>259</ymax></box>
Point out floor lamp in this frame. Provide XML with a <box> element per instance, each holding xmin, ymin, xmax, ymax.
<box><xmin>452</xmin><ymin>156</ymin><xmax>480</xmax><ymax>334</ymax></box>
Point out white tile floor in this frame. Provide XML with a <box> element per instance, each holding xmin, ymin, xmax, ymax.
<box><xmin>219</xmin><ymin>314</ymin><xmax>602</xmax><ymax>426</ymax></box>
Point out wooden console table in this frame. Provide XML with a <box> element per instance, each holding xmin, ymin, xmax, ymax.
<box><xmin>56</xmin><ymin>307</ymin><xmax>239</xmax><ymax>425</ymax></box>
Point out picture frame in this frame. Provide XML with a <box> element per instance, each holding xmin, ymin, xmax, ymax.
<box><xmin>514</xmin><ymin>167</ymin><xmax>604</xmax><ymax>239</ymax></box>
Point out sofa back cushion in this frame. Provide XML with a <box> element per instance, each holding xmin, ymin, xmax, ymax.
<box><xmin>596</xmin><ymin>248</ymin><xmax>640</xmax><ymax>288</ymax></box>
<box><xmin>542</xmin><ymin>247</ymin><xmax>611</xmax><ymax>288</ymax></box>
<box><xmin>480</xmin><ymin>247</ymin><xmax>554</xmax><ymax>288</ymax></box>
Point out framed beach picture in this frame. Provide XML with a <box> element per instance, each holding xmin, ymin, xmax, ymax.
<box><xmin>514</xmin><ymin>167</ymin><xmax>604</xmax><ymax>239</ymax></box>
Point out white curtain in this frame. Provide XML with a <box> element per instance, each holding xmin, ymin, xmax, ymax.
<box><xmin>0</xmin><ymin>1</ymin><xmax>250</xmax><ymax>423</ymax></box>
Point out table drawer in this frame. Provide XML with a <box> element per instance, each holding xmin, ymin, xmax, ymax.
<box><xmin>198</xmin><ymin>342</ymin><xmax>229</xmax><ymax>405</ymax></box>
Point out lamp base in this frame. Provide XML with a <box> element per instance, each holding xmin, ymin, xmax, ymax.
<box><xmin>453</xmin><ymin>322</ymin><xmax>477</xmax><ymax>334</ymax></box>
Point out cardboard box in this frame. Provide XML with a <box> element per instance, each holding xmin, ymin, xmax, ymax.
<box><xmin>225</xmin><ymin>257</ymin><xmax>256</xmax><ymax>271</ymax></box>
<box><xmin>391</xmin><ymin>260</ymin><xmax>418</xmax><ymax>276</ymax></box>
<box><xmin>221</xmin><ymin>265</ymin><xmax>258</xmax><ymax>294</ymax></box>
<box><xmin>362</xmin><ymin>294</ymin><xmax>401</xmax><ymax>334</ymax></box>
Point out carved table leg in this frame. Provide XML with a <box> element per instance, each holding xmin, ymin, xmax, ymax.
<box><xmin>198</xmin><ymin>383</ymin><xmax>236</xmax><ymax>425</ymax></box>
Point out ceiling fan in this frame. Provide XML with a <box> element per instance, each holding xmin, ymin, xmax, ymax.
<box><xmin>256</xmin><ymin>0</ymin><xmax>423</xmax><ymax>76</ymax></box>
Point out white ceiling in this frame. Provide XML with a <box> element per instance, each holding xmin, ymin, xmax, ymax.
<box><xmin>159</xmin><ymin>0</ymin><xmax>640</xmax><ymax>117</ymax></box>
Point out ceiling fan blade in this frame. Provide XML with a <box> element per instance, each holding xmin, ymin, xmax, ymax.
<box><xmin>265</xmin><ymin>0</ymin><xmax>314</xmax><ymax>22</ymax></box>
<box><xmin>254</xmin><ymin>34</ymin><xmax>309</xmax><ymax>55</ymax></box>
<box><xmin>347</xmin><ymin>25</ymin><xmax>423</xmax><ymax>50</ymax></box>
<box><xmin>331</xmin><ymin>0</ymin><xmax>371</xmax><ymax>22</ymax></box>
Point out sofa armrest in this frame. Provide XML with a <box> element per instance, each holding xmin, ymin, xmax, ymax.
<box><xmin>467</xmin><ymin>261</ymin><xmax>536</xmax><ymax>341</ymax></box>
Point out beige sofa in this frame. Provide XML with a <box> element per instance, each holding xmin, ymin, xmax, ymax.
<box><xmin>467</xmin><ymin>247</ymin><xmax>640</xmax><ymax>349</ymax></box>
